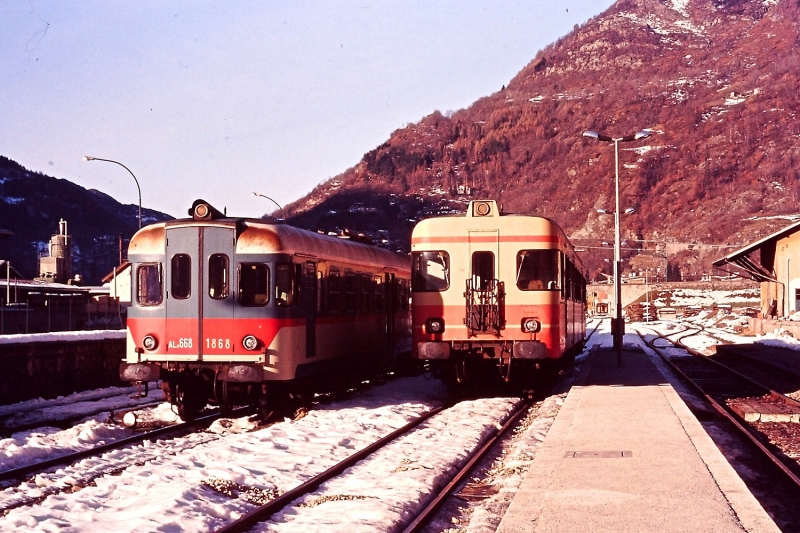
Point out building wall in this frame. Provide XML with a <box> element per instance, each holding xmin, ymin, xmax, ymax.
<box><xmin>772</xmin><ymin>231</ymin><xmax>800</xmax><ymax>317</ymax></box>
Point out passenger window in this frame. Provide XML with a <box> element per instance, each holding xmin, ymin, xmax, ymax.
<box><xmin>275</xmin><ymin>263</ymin><xmax>294</xmax><ymax>306</ymax></box>
<box><xmin>239</xmin><ymin>263</ymin><xmax>269</xmax><ymax>306</ymax></box>
<box><xmin>374</xmin><ymin>275</ymin><xmax>384</xmax><ymax>310</ymax></box>
<box><xmin>517</xmin><ymin>250</ymin><xmax>560</xmax><ymax>291</ymax></box>
<box><xmin>411</xmin><ymin>251</ymin><xmax>450</xmax><ymax>292</ymax></box>
<box><xmin>360</xmin><ymin>274</ymin><xmax>371</xmax><ymax>312</ymax></box>
<box><xmin>137</xmin><ymin>263</ymin><xmax>163</xmax><ymax>305</ymax></box>
<box><xmin>344</xmin><ymin>272</ymin><xmax>357</xmax><ymax>313</ymax></box>
<box><xmin>171</xmin><ymin>254</ymin><xmax>191</xmax><ymax>300</ymax></box>
<box><xmin>208</xmin><ymin>254</ymin><xmax>229</xmax><ymax>300</ymax></box>
<box><xmin>328</xmin><ymin>268</ymin><xmax>341</xmax><ymax>312</ymax></box>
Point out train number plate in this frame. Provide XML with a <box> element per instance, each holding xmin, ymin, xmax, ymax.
<box><xmin>206</xmin><ymin>338</ymin><xmax>232</xmax><ymax>349</ymax></box>
<box><xmin>168</xmin><ymin>338</ymin><xmax>193</xmax><ymax>349</ymax></box>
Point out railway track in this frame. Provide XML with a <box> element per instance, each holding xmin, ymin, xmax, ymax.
<box><xmin>0</xmin><ymin>386</ymin><xmax>163</xmax><ymax>437</ymax></box>
<box><xmin>0</xmin><ymin>405</ymin><xmax>258</xmax><ymax>517</ymax></box>
<box><xmin>215</xmin><ymin>400</ymin><xmax>532</xmax><ymax>533</ymax></box>
<box><xmin>636</xmin><ymin>329</ymin><xmax>800</xmax><ymax>489</ymax></box>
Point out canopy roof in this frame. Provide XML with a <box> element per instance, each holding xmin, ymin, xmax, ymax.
<box><xmin>713</xmin><ymin>220</ymin><xmax>800</xmax><ymax>282</ymax></box>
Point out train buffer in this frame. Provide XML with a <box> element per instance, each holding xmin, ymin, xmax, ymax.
<box><xmin>496</xmin><ymin>343</ymin><xmax>780</xmax><ymax>533</ymax></box>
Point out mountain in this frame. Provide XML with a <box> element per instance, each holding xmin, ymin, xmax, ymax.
<box><xmin>283</xmin><ymin>0</ymin><xmax>800</xmax><ymax>282</ymax></box>
<box><xmin>0</xmin><ymin>156</ymin><xmax>172</xmax><ymax>284</ymax></box>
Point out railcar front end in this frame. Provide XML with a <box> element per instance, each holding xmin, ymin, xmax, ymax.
<box><xmin>411</xmin><ymin>200</ymin><xmax>586</xmax><ymax>391</ymax></box>
<box><xmin>122</xmin><ymin>200</ymin><xmax>411</xmax><ymax>420</ymax></box>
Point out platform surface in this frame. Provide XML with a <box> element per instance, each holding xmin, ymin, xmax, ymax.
<box><xmin>497</xmin><ymin>341</ymin><xmax>781</xmax><ymax>533</ymax></box>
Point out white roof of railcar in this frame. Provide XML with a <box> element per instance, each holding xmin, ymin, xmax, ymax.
<box><xmin>129</xmin><ymin>219</ymin><xmax>409</xmax><ymax>273</ymax></box>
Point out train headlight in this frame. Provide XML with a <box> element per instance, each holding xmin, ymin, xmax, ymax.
<box><xmin>142</xmin><ymin>335</ymin><xmax>158</xmax><ymax>351</ymax></box>
<box><xmin>425</xmin><ymin>318</ymin><xmax>445</xmax><ymax>334</ymax></box>
<box><xmin>242</xmin><ymin>335</ymin><xmax>259</xmax><ymax>351</ymax></box>
<box><xmin>522</xmin><ymin>318</ymin><xmax>541</xmax><ymax>333</ymax></box>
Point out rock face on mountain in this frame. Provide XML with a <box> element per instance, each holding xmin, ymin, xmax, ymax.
<box><xmin>285</xmin><ymin>0</ymin><xmax>800</xmax><ymax>281</ymax></box>
<box><xmin>0</xmin><ymin>156</ymin><xmax>172</xmax><ymax>284</ymax></box>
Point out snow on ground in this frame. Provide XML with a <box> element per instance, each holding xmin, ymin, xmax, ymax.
<box><xmin>0</xmin><ymin>330</ymin><xmax>125</xmax><ymax>345</ymax></box>
<box><xmin>652</xmin><ymin>288</ymin><xmax>759</xmax><ymax>308</ymax></box>
<box><xmin>0</xmin><ymin>375</ymin><xmax>530</xmax><ymax>533</ymax></box>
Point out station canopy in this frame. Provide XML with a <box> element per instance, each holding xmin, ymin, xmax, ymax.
<box><xmin>712</xmin><ymin>220</ymin><xmax>800</xmax><ymax>282</ymax></box>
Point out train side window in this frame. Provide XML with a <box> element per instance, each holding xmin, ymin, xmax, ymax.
<box><xmin>360</xmin><ymin>274</ymin><xmax>371</xmax><ymax>312</ymax></box>
<box><xmin>137</xmin><ymin>263</ymin><xmax>163</xmax><ymax>306</ymax></box>
<box><xmin>208</xmin><ymin>254</ymin><xmax>229</xmax><ymax>299</ymax></box>
<box><xmin>328</xmin><ymin>267</ymin><xmax>341</xmax><ymax>312</ymax></box>
<box><xmin>239</xmin><ymin>263</ymin><xmax>269</xmax><ymax>306</ymax></box>
<box><xmin>374</xmin><ymin>275</ymin><xmax>384</xmax><ymax>310</ymax></box>
<box><xmin>411</xmin><ymin>251</ymin><xmax>450</xmax><ymax>292</ymax></box>
<box><xmin>344</xmin><ymin>272</ymin><xmax>357</xmax><ymax>313</ymax></box>
<box><xmin>275</xmin><ymin>263</ymin><xmax>294</xmax><ymax>306</ymax></box>
<box><xmin>171</xmin><ymin>254</ymin><xmax>191</xmax><ymax>300</ymax></box>
<box><xmin>516</xmin><ymin>250</ymin><xmax>559</xmax><ymax>291</ymax></box>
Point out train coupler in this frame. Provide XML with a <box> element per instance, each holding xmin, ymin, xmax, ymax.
<box><xmin>131</xmin><ymin>380</ymin><xmax>150</xmax><ymax>399</ymax></box>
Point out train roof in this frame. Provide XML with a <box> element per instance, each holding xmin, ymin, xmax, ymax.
<box><xmin>129</xmin><ymin>220</ymin><xmax>409</xmax><ymax>273</ymax></box>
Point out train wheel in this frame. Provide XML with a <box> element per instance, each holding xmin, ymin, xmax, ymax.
<box><xmin>258</xmin><ymin>383</ymin><xmax>271</xmax><ymax>420</ymax></box>
<box><xmin>160</xmin><ymin>381</ymin><xmax>172</xmax><ymax>403</ymax></box>
<box><xmin>175</xmin><ymin>381</ymin><xmax>202</xmax><ymax>422</ymax></box>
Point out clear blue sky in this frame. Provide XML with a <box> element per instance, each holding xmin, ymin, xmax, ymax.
<box><xmin>1</xmin><ymin>1</ymin><xmax>615</xmax><ymax>218</ymax></box>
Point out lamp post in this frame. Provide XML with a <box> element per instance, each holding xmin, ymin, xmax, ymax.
<box><xmin>252</xmin><ymin>192</ymin><xmax>286</xmax><ymax>222</ymax></box>
<box><xmin>582</xmin><ymin>129</ymin><xmax>651</xmax><ymax>365</ymax></box>
<box><xmin>84</xmin><ymin>156</ymin><xmax>142</xmax><ymax>229</ymax></box>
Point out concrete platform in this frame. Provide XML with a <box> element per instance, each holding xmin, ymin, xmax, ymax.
<box><xmin>497</xmin><ymin>342</ymin><xmax>781</xmax><ymax>533</ymax></box>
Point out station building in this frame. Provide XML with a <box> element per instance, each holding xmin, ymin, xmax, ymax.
<box><xmin>713</xmin><ymin>219</ymin><xmax>800</xmax><ymax>325</ymax></box>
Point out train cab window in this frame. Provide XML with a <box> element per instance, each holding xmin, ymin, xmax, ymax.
<box><xmin>517</xmin><ymin>250</ymin><xmax>560</xmax><ymax>291</ymax></box>
<box><xmin>275</xmin><ymin>263</ymin><xmax>294</xmax><ymax>306</ymax></box>
<box><xmin>411</xmin><ymin>251</ymin><xmax>450</xmax><ymax>292</ymax></box>
<box><xmin>137</xmin><ymin>264</ymin><xmax>163</xmax><ymax>306</ymax></box>
<box><xmin>208</xmin><ymin>254</ymin><xmax>229</xmax><ymax>300</ymax></box>
<box><xmin>239</xmin><ymin>263</ymin><xmax>269</xmax><ymax>306</ymax></box>
<box><xmin>171</xmin><ymin>254</ymin><xmax>191</xmax><ymax>300</ymax></box>
<box><xmin>471</xmin><ymin>252</ymin><xmax>495</xmax><ymax>291</ymax></box>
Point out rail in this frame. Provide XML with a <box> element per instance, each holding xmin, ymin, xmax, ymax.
<box><xmin>636</xmin><ymin>330</ymin><xmax>800</xmax><ymax>489</ymax></box>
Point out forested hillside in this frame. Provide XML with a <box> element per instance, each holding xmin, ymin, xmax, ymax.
<box><xmin>284</xmin><ymin>0</ymin><xmax>800</xmax><ymax>281</ymax></box>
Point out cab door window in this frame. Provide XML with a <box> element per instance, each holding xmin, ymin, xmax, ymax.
<box><xmin>471</xmin><ymin>251</ymin><xmax>494</xmax><ymax>290</ymax></box>
<box><xmin>208</xmin><ymin>254</ymin><xmax>229</xmax><ymax>300</ymax></box>
<box><xmin>171</xmin><ymin>254</ymin><xmax>191</xmax><ymax>300</ymax></box>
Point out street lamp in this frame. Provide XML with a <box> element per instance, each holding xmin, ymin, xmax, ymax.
<box><xmin>582</xmin><ymin>129</ymin><xmax>651</xmax><ymax>365</ymax></box>
<box><xmin>84</xmin><ymin>156</ymin><xmax>142</xmax><ymax>229</ymax></box>
<box><xmin>252</xmin><ymin>192</ymin><xmax>286</xmax><ymax>222</ymax></box>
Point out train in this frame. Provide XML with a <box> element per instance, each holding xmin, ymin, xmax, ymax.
<box><xmin>120</xmin><ymin>200</ymin><xmax>411</xmax><ymax>420</ymax></box>
<box><xmin>411</xmin><ymin>200</ymin><xmax>586</xmax><ymax>391</ymax></box>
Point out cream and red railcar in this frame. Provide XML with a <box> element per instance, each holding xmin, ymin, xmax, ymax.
<box><xmin>411</xmin><ymin>200</ymin><xmax>586</xmax><ymax>389</ymax></box>
<box><xmin>121</xmin><ymin>200</ymin><xmax>411</xmax><ymax>420</ymax></box>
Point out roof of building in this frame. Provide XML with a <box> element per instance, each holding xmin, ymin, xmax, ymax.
<box><xmin>712</xmin><ymin>220</ymin><xmax>800</xmax><ymax>282</ymax></box>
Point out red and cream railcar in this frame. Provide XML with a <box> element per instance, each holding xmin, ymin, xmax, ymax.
<box><xmin>411</xmin><ymin>200</ymin><xmax>586</xmax><ymax>389</ymax></box>
<box><xmin>121</xmin><ymin>200</ymin><xmax>411</xmax><ymax>420</ymax></box>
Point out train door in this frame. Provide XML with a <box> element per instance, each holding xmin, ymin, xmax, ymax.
<box><xmin>384</xmin><ymin>272</ymin><xmax>396</xmax><ymax>372</ymax></box>
<box><xmin>164</xmin><ymin>226</ymin><xmax>200</xmax><ymax>357</ymax></box>
<box><xmin>467</xmin><ymin>230</ymin><xmax>500</xmax><ymax>334</ymax></box>
<box><xmin>301</xmin><ymin>261</ymin><xmax>317</xmax><ymax>358</ymax></box>
<box><xmin>200</xmin><ymin>226</ymin><xmax>236</xmax><ymax>358</ymax></box>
